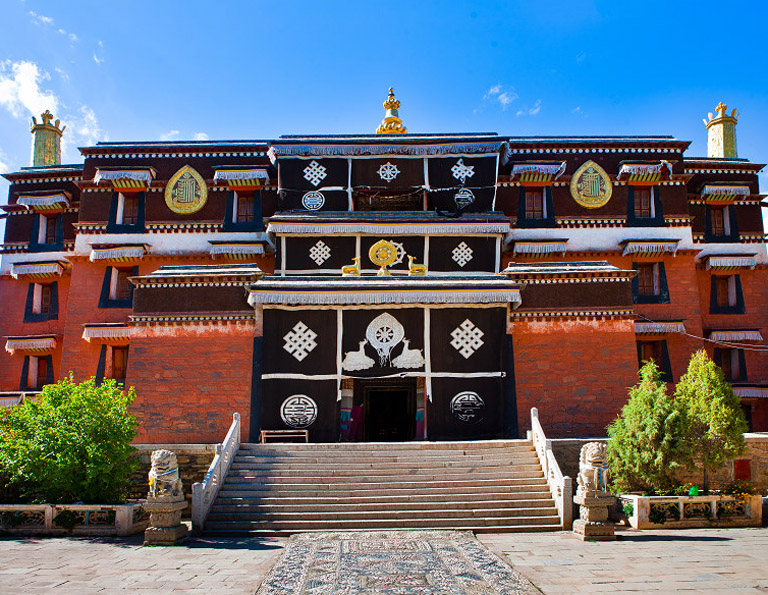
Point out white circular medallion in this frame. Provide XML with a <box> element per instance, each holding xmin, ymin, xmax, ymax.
<box><xmin>450</xmin><ymin>391</ymin><xmax>485</xmax><ymax>424</ymax></box>
<box><xmin>454</xmin><ymin>188</ymin><xmax>475</xmax><ymax>209</ymax></box>
<box><xmin>280</xmin><ymin>395</ymin><xmax>318</xmax><ymax>428</ymax></box>
<box><xmin>302</xmin><ymin>191</ymin><xmax>325</xmax><ymax>211</ymax></box>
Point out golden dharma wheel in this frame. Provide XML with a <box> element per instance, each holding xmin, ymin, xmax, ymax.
<box><xmin>369</xmin><ymin>239</ymin><xmax>398</xmax><ymax>267</ymax></box>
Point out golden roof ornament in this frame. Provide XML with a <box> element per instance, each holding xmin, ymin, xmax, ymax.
<box><xmin>704</xmin><ymin>102</ymin><xmax>738</xmax><ymax>158</ymax></box>
<box><xmin>376</xmin><ymin>88</ymin><xmax>407</xmax><ymax>134</ymax></box>
<box><xmin>30</xmin><ymin>110</ymin><xmax>65</xmax><ymax>166</ymax></box>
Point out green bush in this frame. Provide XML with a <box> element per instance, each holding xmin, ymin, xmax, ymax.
<box><xmin>607</xmin><ymin>361</ymin><xmax>688</xmax><ymax>494</ymax></box>
<box><xmin>675</xmin><ymin>350</ymin><xmax>747</xmax><ymax>493</ymax></box>
<box><xmin>0</xmin><ymin>375</ymin><xmax>138</xmax><ymax>504</ymax></box>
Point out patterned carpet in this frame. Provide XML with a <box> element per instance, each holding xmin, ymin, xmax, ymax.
<box><xmin>255</xmin><ymin>530</ymin><xmax>536</xmax><ymax>594</ymax></box>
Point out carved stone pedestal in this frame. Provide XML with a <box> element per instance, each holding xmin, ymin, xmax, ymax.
<box><xmin>573</xmin><ymin>493</ymin><xmax>616</xmax><ymax>541</ymax></box>
<box><xmin>143</xmin><ymin>495</ymin><xmax>188</xmax><ymax>545</ymax></box>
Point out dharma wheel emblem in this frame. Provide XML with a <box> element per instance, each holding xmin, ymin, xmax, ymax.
<box><xmin>570</xmin><ymin>160</ymin><xmax>612</xmax><ymax>208</ymax></box>
<box><xmin>165</xmin><ymin>165</ymin><xmax>208</xmax><ymax>214</ymax></box>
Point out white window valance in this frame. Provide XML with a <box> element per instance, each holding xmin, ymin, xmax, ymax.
<box><xmin>213</xmin><ymin>169</ymin><xmax>270</xmax><ymax>186</ymax></box>
<box><xmin>94</xmin><ymin>168</ymin><xmax>155</xmax><ymax>188</ymax></box>
<box><xmin>89</xmin><ymin>245</ymin><xmax>147</xmax><ymax>262</ymax></box>
<box><xmin>10</xmin><ymin>261</ymin><xmax>67</xmax><ymax>279</ymax></box>
<box><xmin>512</xmin><ymin>241</ymin><xmax>567</xmax><ymax>255</ymax></box>
<box><xmin>733</xmin><ymin>387</ymin><xmax>768</xmax><ymax>399</ymax></box>
<box><xmin>708</xmin><ymin>330</ymin><xmax>763</xmax><ymax>343</ymax></box>
<box><xmin>700</xmin><ymin>185</ymin><xmax>750</xmax><ymax>201</ymax></box>
<box><xmin>16</xmin><ymin>193</ymin><xmax>70</xmax><ymax>210</ymax></box>
<box><xmin>634</xmin><ymin>321</ymin><xmax>686</xmax><ymax>335</ymax></box>
<box><xmin>510</xmin><ymin>162</ymin><xmax>566</xmax><ymax>181</ymax></box>
<box><xmin>705</xmin><ymin>255</ymin><xmax>756</xmax><ymax>270</ymax></box>
<box><xmin>209</xmin><ymin>242</ymin><xmax>265</xmax><ymax>258</ymax></box>
<box><xmin>5</xmin><ymin>336</ymin><xmax>56</xmax><ymax>354</ymax></box>
<box><xmin>82</xmin><ymin>325</ymin><xmax>133</xmax><ymax>342</ymax></box>
<box><xmin>617</xmin><ymin>161</ymin><xmax>673</xmax><ymax>181</ymax></box>
<box><xmin>621</xmin><ymin>240</ymin><xmax>679</xmax><ymax>257</ymax></box>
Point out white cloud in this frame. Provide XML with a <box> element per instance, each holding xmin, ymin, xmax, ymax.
<box><xmin>54</xmin><ymin>67</ymin><xmax>69</xmax><ymax>82</ymax></box>
<box><xmin>0</xmin><ymin>60</ymin><xmax>59</xmax><ymax>118</ymax></box>
<box><xmin>0</xmin><ymin>147</ymin><xmax>9</xmax><ymax>173</ymax></box>
<box><xmin>483</xmin><ymin>84</ymin><xmax>518</xmax><ymax>111</ymax></box>
<box><xmin>28</xmin><ymin>11</ymin><xmax>53</xmax><ymax>26</ymax></box>
<box><xmin>93</xmin><ymin>54</ymin><xmax>103</xmax><ymax>65</ymax></box>
<box><xmin>572</xmin><ymin>106</ymin><xmax>582</xmax><ymax>114</ymax></box>
<box><xmin>529</xmin><ymin>99</ymin><xmax>542</xmax><ymax>115</ymax></box>
<box><xmin>160</xmin><ymin>130</ymin><xmax>180</xmax><ymax>141</ymax></box>
<box><xmin>60</xmin><ymin>105</ymin><xmax>107</xmax><ymax>161</ymax></box>
<box><xmin>193</xmin><ymin>132</ymin><xmax>209</xmax><ymax>141</ymax></box>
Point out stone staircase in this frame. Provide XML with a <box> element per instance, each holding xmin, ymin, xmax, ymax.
<box><xmin>203</xmin><ymin>440</ymin><xmax>562</xmax><ymax>536</ymax></box>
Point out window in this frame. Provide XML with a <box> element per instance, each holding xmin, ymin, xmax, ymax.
<box><xmin>524</xmin><ymin>189</ymin><xmax>544</xmax><ymax>219</ymax></box>
<box><xmin>31</xmin><ymin>283</ymin><xmax>52</xmax><ymax>314</ymax></box>
<box><xmin>714</xmin><ymin>347</ymin><xmax>746</xmax><ymax>381</ymax></box>
<box><xmin>235</xmin><ymin>193</ymin><xmax>256</xmax><ymax>224</ymax></box>
<box><xmin>110</xmin><ymin>346</ymin><xmax>129</xmax><ymax>382</ymax></box>
<box><xmin>632</xmin><ymin>262</ymin><xmax>669</xmax><ymax>304</ymax></box>
<box><xmin>25</xmin><ymin>355</ymin><xmax>51</xmax><ymax>390</ymax></box>
<box><xmin>710</xmin><ymin>274</ymin><xmax>744</xmax><ymax>314</ymax></box>
<box><xmin>634</xmin><ymin>187</ymin><xmax>652</xmax><ymax>218</ymax></box>
<box><xmin>705</xmin><ymin>204</ymin><xmax>738</xmax><ymax>242</ymax></box>
<box><xmin>121</xmin><ymin>194</ymin><xmax>139</xmax><ymax>226</ymax></box>
<box><xmin>24</xmin><ymin>282</ymin><xmax>58</xmax><ymax>322</ymax></box>
<box><xmin>99</xmin><ymin>265</ymin><xmax>137</xmax><ymax>308</ymax></box>
<box><xmin>37</xmin><ymin>214</ymin><xmax>57</xmax><ymax>245</ymax></box>
<box><xmin>636</xmin><ymin>340</ymin><xmax>673</xmax><ymax>382</ymax></box>
<box><xmin>711</xmin><ymin>206</ymin><xmax>729</xmax><ymax>237</ymax></box>
<box><xmin>107</xmin><ymin>191</ymin><xmax>144</xmax><ymax>232</ymax></box>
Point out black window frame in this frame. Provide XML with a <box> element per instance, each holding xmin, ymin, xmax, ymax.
<box><xmin>631</xmin><ymin>262</ymin><xmax>670</xmax><ymax>304</ymax></box>
<box><xmin>704</xmin><ymin>204</ymin><xmax>739</xmax><ymax>243</ymax></box>
<box><xmin>709</xmin><ymin>274</ymin><xmax>746</xmax><ymax>314</ymax></box>
<box><xmin>98</xmin><ymin>265</ymin><xmax>139</xmax><ymax>309</ymax></box>
<box><xmin>23</xmin><ymin>281</ymin><xmax>59</xmax><ymax>322</ymax></box>
<box><xmin>636</xmin><ymin>339</ymin><xmax>673</xmax><ymax>382</ymax></box>
<box><xmin>106</xmin><ymin>191</ymin><xmax>146</xmax><ymax>233</ymax></box>
<box><xmin>713</xmin><ymin>347</ymin><xmax>748</xmax><ymax>382</ymax></box>
<box><xmin>516</xmin><ymin>186</ymin><xmax>556</xmax><ymax>228</ymax></box>
<box><xmin>28</xmin><ymin>213</ymin><xmax>64</xmax><ymax>253</ymax></box>
<box><xmin>223</xmin><ymin>190</ymin><xmax>263</xmax><ymax>232</ymax></box>
<box><xmin>626</xmin><ymin>185</ymin><xmax>664</xmax><ymax>227</ymax></box>
<box><xmin>19</xmin><ymin>354</ymin><xmax>54</xmax><ymax>390</ymax></box>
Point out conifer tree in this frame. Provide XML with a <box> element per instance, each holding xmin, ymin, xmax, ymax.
<box><xmin>674</xmin><ymin>349</ymin><xmax>747</xmax><ymax>493</ymax></box>
<box><xmin>607</xmin><ymin>361</ymin><xmax>688</xmax><ymax>493</ymax></box>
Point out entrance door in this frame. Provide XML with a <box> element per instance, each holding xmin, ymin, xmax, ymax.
<box><xmin>360</xmin><ymin>380</ymin><xmax>415</xmax><ymax>441</ymax></box>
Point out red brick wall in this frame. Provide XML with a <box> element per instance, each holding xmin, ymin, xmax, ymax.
<box><xmin>128</xmin><ymin>331</ymin><xmax>254</xmax><ymax>443</ymax></box>
<box><xmin>512</xmin><ymin>318</ymin><xmax>638</xmax><ymax>437</ymax></box>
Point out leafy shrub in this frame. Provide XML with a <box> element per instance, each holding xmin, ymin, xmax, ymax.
<box><xmin>607</xmin><ymin>361</ymin><xmax>688</xmax><ymax>494</ymax></box>
<box><xmin>0</xmin><ymin>375</ymin><xmax>138</xmax><ymax>504</ymax></box>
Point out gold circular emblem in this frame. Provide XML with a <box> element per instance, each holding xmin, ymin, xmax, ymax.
<box><xmin>165</xmin><ymin>166</ymin><xmax>208</xmax><ymax>214</ymax></box>
<box><xmin>369</xmin><ymin>239</ymin><xmax>398</xmax><ymax>267</ymax></box>
<box><xmin>569</xmin><ymin>160</ymin><xmax>612</xmax><ymax>209</ymax></box>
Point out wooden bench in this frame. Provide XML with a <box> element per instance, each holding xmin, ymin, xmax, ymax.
<box><xmin>259</xmin><ymin>429</ymin><xmax>309</xmax><ymax>443</ymax></box>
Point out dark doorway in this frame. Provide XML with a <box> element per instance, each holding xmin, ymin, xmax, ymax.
<box><xmin>357</xmin><ymin>379</ymin><xmax>415</xmax><ymax>441</ymax></box>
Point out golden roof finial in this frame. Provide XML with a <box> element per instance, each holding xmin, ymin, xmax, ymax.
<box><xmin>376</xmin><ymin>87</ymin><xmax>407</xmax><ymax>134</ymax></box>
<box><xmin>30</xmin><ymin>110</ymin><xmax>65</xmax><ymax>166</ymax></box>
<box><xmin>704</xmin><ymin>102</ymin><xmax>739</xmax><ymax>158</ymax></box>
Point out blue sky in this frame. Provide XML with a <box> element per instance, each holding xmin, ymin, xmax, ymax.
<box><xmin>1</xmin><ymin>0</ymin><xmax>767</xmax><ymax>230</ymax></box>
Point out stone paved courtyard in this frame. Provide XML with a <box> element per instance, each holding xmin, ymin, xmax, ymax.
<box><xmin>1</xmin><ymin>527</ymin><xmax>768</xmax><ymax>593</ymax></box>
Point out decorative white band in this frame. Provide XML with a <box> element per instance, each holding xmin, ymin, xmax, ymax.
<box><xmin>510</xmin><ymin>162</ymin><xmax>566</xmax><ymax>179</ymax></box>
<box><xmin>621</xmin><ymin>241</ymin><xmax>678</xmax><ymax>256</ymax></box>
<box><xmin>700</xmin><ymin>185</ymin><xmax>750</xmax><ymax>198</ymax></box>
<box><xmin>11</xmin><ymin>262</ymin><xmax>65</xmax><ymax>279</ymax></box>
<box><xmin>708</xmin><ymin>330</ymin><xmax>763</xmax><ymax>342</ymax></box>
<box><xmin>706</xmin><ymin>256</ymin><xmax>756</xmax><ymax>269</ymax></box>
<box><xmin>267</xmin><ymin>222</ymin><xmax>510</xmax><ymax>235</ymax></box>
<box><xmin>210</xmin><ymin>243</ymin><xmax>265</xmax><ymax>256</ymax></box>
<box><xmin>90</xmin><ymin>246</ymin><xmax>146</xmax><ymax>262</ymax></box>
<box><xmin>733</xmin><ymin>388</ymin><xmax>768</xmax><ymax>399</ymax></box>
<box><xmin>513</xmin><ymin>241</ymin><xmax>567</xmax><ymax>255</ymax></box>
<box><xmin>249</xmin><ymin>289</ymin><xmax>521</xmax><ymax>307</ymax></box>
<box><xmin>17</xmin><ymin>193</ymin><xmax>70</xmax><ymax>209</ymax></box>
<box><xmin>634</xmin><ymin>322</ymin><xmax>686</xmax><ymax>334</ymax></box>
<box><xmin>213</xmin><ymin>169</ymin><xmax>270</xmax><ymax>183</ymax></box>
<box><xmin>617</xmin><ymin>160</ymin><xmax>673</xmax><ymax>180</ymax></box>
<box><xmin>5</xmin><ymin>337</ymin><xmax>56</xmax><ymax>354</ymax></box>
<box><xmin>82</xmin><ymin>326</ymin><xmax>134</xmax><ymax>341</ymax></box>
<box><xmin>94</xmin><ymin>169</ymin><xmax>154</xmax><ymax>184</ymax></box>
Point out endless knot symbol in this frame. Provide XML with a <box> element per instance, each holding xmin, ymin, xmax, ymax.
<box><xmin>303</xmin><ymin>160</ymin><xmax>327</xmax><ymax>187</ymax></box>
<box><xmin>302</xmin><ymin>191</ymin><xmax>325</xmax><ymax>210</ymax></box>
<box><xmin>309</xmin><ymin>240</ymin><xmax>331</xmax><ymax>266</ymax></box>
<box><xmin>377</xmin><ymin>162</ymin><xmax>400</xmax><ymax>182</ymax></box>
<box><xmin>450</xmin><ymin>319</ymin><xmax>484</xmax><ymax>359</ymax></box>
<box><xmin>451</xmin><ymin>241</ymin><xmax>474</xmax><ymax>267</ymax></box>
<box><xmin>283</xmin><ymin>321</ymin><xmax>318</xmax><ymax>362</ymax></box>
<box><xmin>451</xmin><ymin>158</ymin><xmax>475</xmax><ymax>183</ymax></box>
<box><xmin>280</xmin><ymin>395</ymin><xmax>318</xmax><ymax>428</ymax></box>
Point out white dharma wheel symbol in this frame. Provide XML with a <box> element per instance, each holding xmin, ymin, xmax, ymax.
<box><xmin>280</xmin><ymin>395</ymin><xmax>318</xmax><ymax>428</ymax></box>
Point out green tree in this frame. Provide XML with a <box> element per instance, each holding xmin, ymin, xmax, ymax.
<box><xmin>607</xmin><ymin>361</ymin><xmax>688</xmax><ymax>494</ymax></box>
<box><xmin>0</xmin><ymin>375</ymin><xmax>138</xmax><ymax>504</ymax></box>
<box><xmin>674</xmin><ymin>350</ymin><xmax>747</xmax><ymax>493</ymax></box>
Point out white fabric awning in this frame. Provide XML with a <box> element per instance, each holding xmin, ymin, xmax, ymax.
<box><xmin>82</xmin><ymin>325</ymin><xmax>133</xmax><ymax>342</ymax></box>
<box><xmin>708</xmin><ymin>330</ymin><xmax>763</xmax><ymax>343</ymax></box>
<box><xmin>94</xmin><ymin>168</ymin><xmax>155</xmax><ymax>188</ymax></box>
<box><xmin>621</xmin><ymin>240</ymin><xmax>679</xmax><ymax>257</ymax></box>
<box><xmin>0</xmin><ymin>396</ymin><xmax>23</xmax><ymax>408</ymax></box>
<box><xmin>512</xmin><ymin>241</ymin><xmax>567</xmax><ymax>255</ymax></box>
<box><xmin>733</xmin><ymin>387</ymin><xmax>768</xmax><ymax>399</ymax></box>
<box><xmin>210</xmin><ymin>242</ymin><xmax>266</xmax><ymax>258</ymax></box>
<box><xmin>617</xmin><ymin>161</ymin><xmax>673</xmax><ymax>181</ymax></box>
<box><xmin>89</xmin><ymin>245</ymin><xmax>147</xmax><ymax>262</ymax></box>
<box><xmin>705</xmin><ymin>255</ymin><xmax>757</xmax><ymax>270</ymax></box>
<box><xmin>10</xmin><ymin>261</ymin><xmax>67</xmax><ymax>279</ymax></box>
<box><xmin>701</xmin><ymin>185</ymin><xmax>751</xmax><ymax>201</ymax></box>
<box><xmin>635</xmin><ymin>321</ymin><xmax>686</xmax><ymax>335</ymax></box>
<box><xmin>5</xmin><ymin>336</ymin><xmax>56</xmax><ymax>354</ymax></box>
<box><xmin>16</xmin><ymin>193</ymin><xmax>70</xmax><ymax>210</ymax></box>
<box><xmin>213</xmin><ymin>168</ymin><xmax>270</xmax><ymax>186</ymax></box>
<box><xmin>510</xmin><ymin>162</ymin><xmax>566</xmax><ymax>182</ymax></box>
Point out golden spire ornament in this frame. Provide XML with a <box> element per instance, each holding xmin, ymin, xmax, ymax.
<box><xmin>376</xmin><ymin>88</ymin><xmax>407</xmax><ymax>134</ymax></box>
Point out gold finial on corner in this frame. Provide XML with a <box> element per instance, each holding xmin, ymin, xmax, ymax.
<box><xmin>704</xmin><ymin>102</ymin><xmax>739</xmax><ymax>159</ymax></box>
<box><xmin>30</xmin><ymin>110</ymin><xmax>65</xmax><ymax>167</ymax></box>
<box><xmin>376</xmin><ymin>87</ymin><xmax>407</xmax><ymax>134</ymax></box>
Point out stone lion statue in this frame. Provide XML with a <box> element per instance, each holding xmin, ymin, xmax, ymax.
<box><xmin>148</xmin><ymin>449</ymin><xmax>183</xmax><ymax>498</ymax></box>
<box><xmin>577</xmin><ymin>442</ymin><xmax>609</xmax><ymax>495</ymax></box>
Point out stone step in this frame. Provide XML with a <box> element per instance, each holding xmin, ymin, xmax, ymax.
<box><xmin>222</xmin><ymin>476</ymin><xmax>547</xmax><ymax>490</ymax></box>
<box><xmin>218</xmin><ymin>482</ymin><xmax>550</xmax><ymax>499</ymax></box>
<box><xmin>230</xmin><ymin>455</ymin><xmax>541</xmax><ymax>467</ymax></box>
<box><xmin>225</xmin><ymin>468</ymin><xmax>544</xmax><ymax>482</ymax></box>
<box><xmin>238</xmin><ymin>440</ymin><xmax>533</xmax><ymax>452</ymax></box>
<box><xmin>213</xmin><ymin>490</ymin><xmax>553</xmax><ymax>508</ymax></box>
<box><xmin>203</xmin><ymin>514</ymin><xmax>561</xmax><ymax>532</ymax></box>
<box><xmin>205</xmin><ymin>523</ymin><xmax>561</xmax><ymax>537</ymax></box>
<box><xmin>210</xmin><ymin>497</ymin><xmax>556</xmax><ymax>514</ymax></box>
<box><xmin>207</xmin><ymin>505</ymin><xmax>559</xmax><ymax>521</ymax></box>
